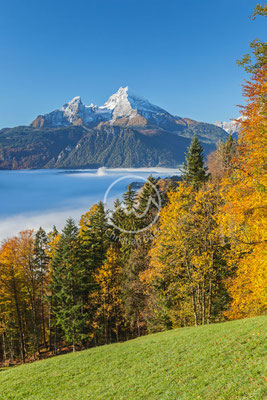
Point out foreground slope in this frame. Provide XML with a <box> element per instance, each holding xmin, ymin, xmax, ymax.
<box><xmin>0</xmin><ymin>316</ymin><xmax>266</xmax><ymax>400</ymax></box>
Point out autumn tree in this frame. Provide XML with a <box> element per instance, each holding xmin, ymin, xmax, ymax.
<box><xmin>237</xmin><ymin>4</ymin><xmax>267</xmax><ymax>73</ymax></box>
<box><xmin>144</xmin><ymin>183</ymin><xmax>229</xmax><ymax>327</ymax></box>
<box><xmin>122</xmin><ymin>238</ymin><xmax>151</xmax><ymax>337</ymax></box>
<box><xmin>218</xmin><ymin>5</ymin><xmax>267</xmax><ymax>319</ymax></box>
<box><xmin>17</xmin><ymin>230</ymin><xmax>41</xmax><ymax>358</ymax></box>
<box><xmin>0</xmin><ymin>231</ymin><xmax>38</xmax><ymax>363</ymax></box>
<box><xmin>0</xmin><ymin>237</ymin><xmax>27</xmax><ymax>363</ymax></box>
<box><xmin>208</xmin><ymin>135</ymin><xmax>236</xmax><ymax>182</ymax></box>
<box><xmin>90</xmin><ymin>246</ymin><xmax>124</xmax><ymax>344</ymax></box>
<box><xmin>219</xmin><ymin>69</ymin><xmax>266</xmax><ymax>318</ymax></box>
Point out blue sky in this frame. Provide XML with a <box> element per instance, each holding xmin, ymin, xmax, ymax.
<box><xmin>0</xmin><ymin>0</ymin><xmax>265</xmax><ymax>128</ymax></box>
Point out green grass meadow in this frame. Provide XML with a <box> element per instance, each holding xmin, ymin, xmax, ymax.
<box><xmin>0</xmin><ymin>316</ymin><xmax>266</xmax><ymax>400</ymax></box>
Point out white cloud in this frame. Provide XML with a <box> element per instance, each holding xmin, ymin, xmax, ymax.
<box><xmin>0</xmin><ymin>168</ymin><xmax>181</xmax><ymax>242</ymax></box>
<box><xmin>0</xmin><ymin>207</ymin><xmax>87</xmax><ymax>242</ymax></box>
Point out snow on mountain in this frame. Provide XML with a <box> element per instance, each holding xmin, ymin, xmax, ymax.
<box><xmin>214</xmin><ymin>116</ymin><xmax>244</xmax><ymax>135</ymax></box>
<box><xmin>31</xmin><ymin>87</ymin><xmax>178</xmax><ymax>129</ymax></box>
<box><xmin>59</xmin><ymin>95</ymin><xmax>111</xmax><ymax>126</ymax></box>
<box><xmin>101</xmin><ymin>87</ymin><xmax>166</xmax><ymax>117</ymax></box>
<box><xmin>62</xmin><ymin>96</ymin><xmax>83</xmax><ymax>117</ymax></box>
<box><xmin>101</xmin><ymin>87</ymin><xmax>178</xmax><ymax>128</ymax></box>
<box><xmin>31</xmin><ymin>86</ymin><xmax>239</xmax><ymax>136</ymax></box>
<box><xmin>100</xmin><ymin>87</ymin><xmax>136</xmax><ymax>120</ymax></box>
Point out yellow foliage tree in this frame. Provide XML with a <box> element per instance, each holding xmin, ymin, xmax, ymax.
<box><xmin>142</xmin><ymin>182</ymin><xmax>227</xmax><ymax>327</ymax></box>
<box><xmin>220</xmin><ymin>68</ymin><xmax>267</xmax><ymax>318</ymax></box>
<box><xmin>0</xmin><ymin>231</ymin><xmax>35</xmax><ymax>362</ymax></box>
<box><xmin>90</xmin><ymin>246</ymin><xmax>124</xmax><ymax>344</ymax></box>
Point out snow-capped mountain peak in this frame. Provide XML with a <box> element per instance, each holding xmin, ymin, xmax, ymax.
<box><xmin>102</xmin><ymin>86</ymin><xmax>165</xmax><ymax>112</ymax></box>
<box><xmin>100</xmin><ymin>86</ymin><xmax>171</xmax><ymax>122</ymax></box>
<box><xmin>214</xmin><ymin>116</ymin><xmax>245</xmax><ymax>135</ymax></box>
<box><xmin>101</xmin><ymin>86</ymin><xmax>142</xmax><ymax>120</ymax></box>
<box><xmin>31</xmin><ymin>86</ymin><xmax>176</xmax><ymax>128</ymax></box>
<box><xmin>61</xmin><ymin>96</ymin><xmax>84</xmax><ymax>118</ymax></box>
<box><xmin>100</xmin><ymin>87</ymin><xmax>133</xmax><ymax>121</ymax></box>
<box><xmin>31</xmin><ymin>87</ymin><xmax>227</xmax><ymax>134</ymax></box>
<box><xmin>66</xmin><ymin>95</ymin><xmax>82</xmax><ymax>104</ymax></box>
<box><xmin>102</xmin><ymin>86</ymin><xmax>130</xmax><ymax>111</ymax></box>
<box><xmin>62</xmin><ymin>96</ymin><xmax>83</xmax><ymax>111</ymax></box>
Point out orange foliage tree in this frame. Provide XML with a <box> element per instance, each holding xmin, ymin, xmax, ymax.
<box><xmin>220</xmin><ymin>68</ymin><xmax>267</xmax><ymax>318</ymax></box>
<box><xmin>0</xmin><ymin>231</ymin><xmax>36</xmax><ymax>362</ymax></box>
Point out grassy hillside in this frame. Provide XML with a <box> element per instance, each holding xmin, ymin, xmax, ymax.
<box><xmin>0</xmin><ymin>316</ymin><xmax>266</xmax><ymax>400</ymax></box>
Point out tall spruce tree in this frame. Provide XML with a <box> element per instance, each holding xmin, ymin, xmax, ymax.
<box><xmin>122</xmin><ymin>185</ymin><xmax>139</xmax><ymax>233</ymax></box>
<box><xmin>50</xmin><ymin>218</ymin><xmax>86</xmax><ymax>351</ymax></box>
<box><xmin>79</xmin><ymin>202</ymin><xmax>110</xmax><ymax>293</ymax></box>
<box><xmin>34</xmin><ymin>227</ymin><xmax>49</xmax><ymax>348</ymax></box>
<box><xmin>137</xmin><ymin>176</ymin><xmax>160</xmax><ymax>230</ymax></box>
<box><xmin>79</xmin><ymin>202</ymin><xmax>111</xmax><ymax>340</ymax></box>
<box><xmin>182</xmin><ymin>134</ymin><xmax>208</xmax><ymax>187</ymax></box>
<box><xmin>110</xmin><ymin>198</ymin><xmax>125</xmax><ymax>235</ymax></box>
<box><xmin>123</xmin><ymin>185</ymin><xmax>137</xmax><ymax>211</ymax></box>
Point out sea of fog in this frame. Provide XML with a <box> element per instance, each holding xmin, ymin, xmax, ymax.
<box><xmin>0</xmin><ymin>167</ymin><xmax>180</xmax><ymax>241</ymax></box>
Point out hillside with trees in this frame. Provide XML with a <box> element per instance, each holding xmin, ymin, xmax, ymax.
<box><xmin>0</xmin><ymin>4</ymin><xmax>266</xmax><ymax>369</ymax></box>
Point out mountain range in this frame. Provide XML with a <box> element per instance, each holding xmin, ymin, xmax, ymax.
<box><xmin>0</xmin><ymin>87</ymin><xmax>233</xmax><ymax>169</ymax></box>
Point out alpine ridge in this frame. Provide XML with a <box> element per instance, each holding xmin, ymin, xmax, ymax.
<box><xmin>0</xmin><ymin>87</ymin><xmax>230</xmax><ymax>169</ymax></box>
<box><xmin>30</xmin><ymin>87</ymin><xmax>185</xmax><ymax>131</ymax></box>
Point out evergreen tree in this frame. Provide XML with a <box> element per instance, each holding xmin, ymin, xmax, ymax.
<box><xmin>182</xmin><ymin>134</ymin><xmax>208</xmax><ymax>187</ymax></box>
<box><xmin>121</xmin><ymin>185</ymin><xmax>139</xmax><ymax>234</ymax></box>
<box><xmin>79</xmin><ymin>202</ymin><xmax>110</xmax><ymax>298</ymax></box>
<box><xmin>137</xmin><ymin>176</ymin><xmax>161</xmax><ymax>230</ymax></box>
<box><xmin>79</xmin><ymin>202</ymin><xmax>110</xmax><ymax>270</ymax></box>
<box><xmin>34</xmin><ymin>227</ymin><xmax>49</xmax><ymax>348</ymax></box>
<box><xmin>50</xmin><ymin>218</ymin><xmax>86</xmax><ymax>351</ymax></box>
<box><xmin>123</xmin><ymin>185</ymin><xmax>137</xmax><ymax>212</ymax></box>
<box><xmin>122</xmin><ymin>176</ymin><xmax>161</xmax><ymax>335</ymax></box>
<box><xmin>79</xmin><ymin>203</ymin><xmax>111</xmax><ymax>340</ymax></box>
<box><xmin>46</xmin><ymin>225</ymin><xmax>61</xmax><ymax>352</ymax></box>
<box><xmin>110</xmin><ymin>198</ymin><xmax>125</xmax><ymax>236</ymax></box>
